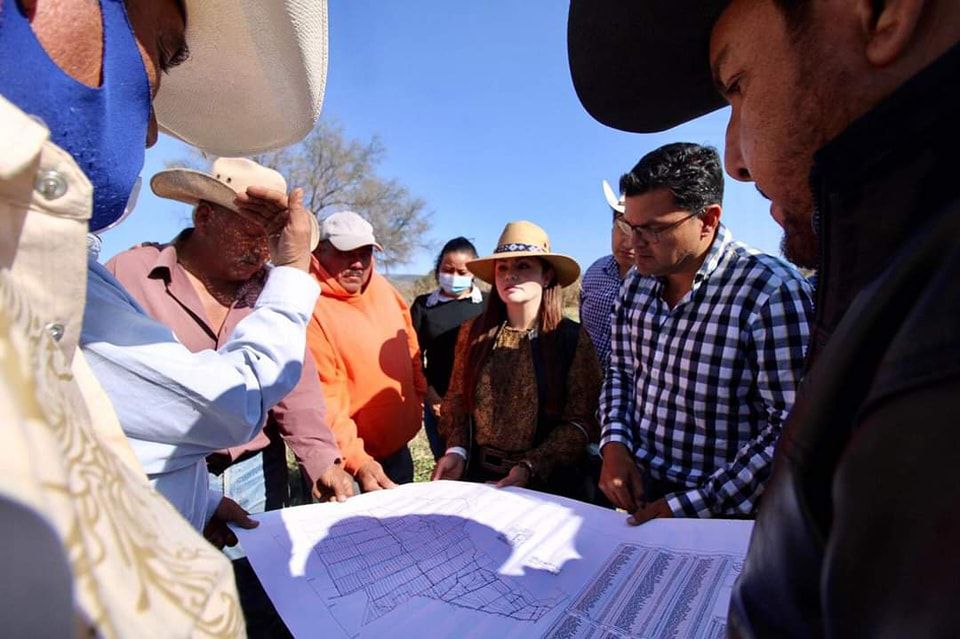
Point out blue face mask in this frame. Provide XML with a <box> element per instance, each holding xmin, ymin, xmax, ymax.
<box><xmin>0</xmin><ymin>0</ymin><xmax>151</xmax><ymax>232</ymax></box>
<box><xmin>438</xmin><ymin>272</ymin><xmax>473</xmax><ymax>295</ymax></box>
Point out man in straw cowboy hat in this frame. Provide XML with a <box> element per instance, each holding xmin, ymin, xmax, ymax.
<box><xmin>596</xmin><ymin>143</ymin><xmax>812</xmax><ymax>527</ymax></box>
<box><xmin>307</xmin><ymin>211</ymin><xmax>427</xmax><ymax>492</ymax></box>
<box><xmin>579</xmin><ymin>179</ymin><xmax>635</xmax><ymax>367</ymax></box>
<box><xmin>0</xmin><ymin>0</ymin><xmax>328</xmax><ymax>635</ymax></box>
<box><xmin>570</xmin><ymin>0</ymin><xmax>960</xmax><ymax>635</ymax></box>
<box><xmin>105</xmin><ymin>157</ymin><xmax>353</xmax><ymax>546</ymax></box>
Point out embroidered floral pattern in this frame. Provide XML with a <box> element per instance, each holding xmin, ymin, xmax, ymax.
<box><xmin>0</xmin><ymin>270</ymin><xmax>243</xmax><ymax>638</ymax></box>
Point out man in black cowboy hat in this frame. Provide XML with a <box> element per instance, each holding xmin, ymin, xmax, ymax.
<box><xmin>569</xmin><ymin>0</ymin><xmax>960</xmax><ymax>636</ymax></box>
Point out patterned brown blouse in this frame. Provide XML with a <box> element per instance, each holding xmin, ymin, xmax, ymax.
<box><xmin>440</xmin><ymin>317</ymin><xmax>603</xmax><ymax>480</ymax></box>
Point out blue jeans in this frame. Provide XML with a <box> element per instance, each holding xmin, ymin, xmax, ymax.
<box><xmin>208</xmin><ymin>434</ymin><xmax>288</xmax><ymax>559</ymax></box>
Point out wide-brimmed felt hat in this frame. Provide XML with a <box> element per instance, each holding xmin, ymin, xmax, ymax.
<box><xmin>155</xmin><ymin>0</ymin><xmax>328</xmax><ymax>156</ymax></box>
<box><xmin>151</xmin><ymin>157</ymin><xmax>320</xmax><ymax>249</ymax></box>
<box><xmin>602</xmin><ymin>180</ymin><xmax>625</xmax><ymax>214</ymax></box>
<box><xmin>468</xmin><ymin>221</ymin><xmax>580</xmax><ymax>287</ymax></box>
<box><xmin>567</xmin><ymin>1</ymin><xmax>729</xmax><ymax>133</ymax></box>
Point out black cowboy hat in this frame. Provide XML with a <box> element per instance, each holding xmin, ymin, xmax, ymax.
<box><xmin>567</xmin><ymin>0</ymin><xmax>730</xmax><ymax>133</ymax></box>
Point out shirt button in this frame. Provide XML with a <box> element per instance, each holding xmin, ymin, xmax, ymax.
<box><xmin>35</xmin><ymin>170</ymin><xmax>68</xmax><ymax>201</ymax></box>
<box><xmin>44</xmin><ymin>322</ymin><xmax>65</xmax><ymax>342</ymax></box>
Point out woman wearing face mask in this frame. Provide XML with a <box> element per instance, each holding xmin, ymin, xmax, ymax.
<box><xmin>411</xmin><ymin>237</ymin><xmax>488</xmax><ymax>460</ymax></box>
<box><xmin>431</xmin><ymin>221</ymin><xmax>602</xmax><ymax>498</ymax></box>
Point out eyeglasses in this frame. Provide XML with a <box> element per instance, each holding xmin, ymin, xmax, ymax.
<box><xmin>613</xmin><ymin>211</ymin><xmax>700</xmax><ymax>244</ymax></box>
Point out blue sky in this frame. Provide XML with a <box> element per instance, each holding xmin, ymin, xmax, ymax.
<box><xmin>99</xmin><ymin>0</ymin><xmax>782</xmax><ymax>275</ymax></box>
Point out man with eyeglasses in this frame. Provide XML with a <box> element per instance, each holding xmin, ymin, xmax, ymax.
<box><xmin>598</xmin><ymin>142</ymin><xmax>813</xmax><ymax>526</ymax></box>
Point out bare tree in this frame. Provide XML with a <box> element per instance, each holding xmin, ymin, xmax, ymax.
<box><xmin>251</xmin><ymin>121</ymin><xmax>432</xmax><ymax>271</ymax></box>
<box><xmin>171</xmin><ymin>121</ymin><xmax>432</xmax><ymax>271</ymax></box>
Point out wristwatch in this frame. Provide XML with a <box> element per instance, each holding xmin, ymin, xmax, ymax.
<box><xmin>517</xmin><ymin>459</ymin><xmax>536</xmax><ymax>479</ymax></box>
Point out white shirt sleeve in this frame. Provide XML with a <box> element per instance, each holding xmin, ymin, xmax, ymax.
<box><xmin>81</xmin><ymin>260</ymin><xmax>319</xmax><ymax>472</ymax></box>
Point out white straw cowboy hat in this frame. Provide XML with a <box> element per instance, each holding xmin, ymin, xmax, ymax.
<box><xmin>602</xmin><ymin>179</ymin><xmax>625</xmax><ymax>214</ymax></box>
<box><xmin>468</xmin><ymin>221</ymin><xmax>581</xmax><ymax>287</ymax></box>
<box><xmin>567</xmin><ymin>1</ymin><xmax>729</xmax><ymax>133</ymax></box>
<box><xmin>154</xmin><ymin>0</ymin><xmax>328</xmax><ymax>156</ymax></box>
<box><xmin>151</xmin><ymin>157</ymin><xmax>320</xmax><ymax>249</ymax></box>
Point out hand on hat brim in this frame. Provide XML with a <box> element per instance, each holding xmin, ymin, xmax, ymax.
<box><xmin>235</xmin><ymin>187</ymin><xmax>290</xmax><ymax>236</ymax></box>
<box><xmin>235</xmin><ymin>187</ymin><xmax>313</xmax><ymax>271</ymax></box>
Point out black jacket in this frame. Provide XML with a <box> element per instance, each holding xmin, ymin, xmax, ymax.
<box><xmin>728</xmin><ymin>43</ymin><xmax>960</xmax><ymax>637</ymax></box>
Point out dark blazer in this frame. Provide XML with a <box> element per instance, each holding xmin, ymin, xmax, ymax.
<box><xmin>729</xmin><ymin>43</ymin><xmax>960</xmax><ymax>637</ymax></box>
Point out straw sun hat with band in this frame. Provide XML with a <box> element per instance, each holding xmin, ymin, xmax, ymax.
<box><xmin>151</xmin><ymin>157</ymin><xmax>320</xmax><ymax>250</ymax></box>
<box><xmin>468</xmin><ymin>221</ymin><xmax>580</xmax><ymax>287</ymax></box>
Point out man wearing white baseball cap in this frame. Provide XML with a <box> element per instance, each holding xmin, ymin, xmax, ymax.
<box><xmin>0</xmin><ymin>0</ymin><xmax>328</xmax><ymax>635</ymax></box>
<box><xmin>307</xmin><ymin>211</ymin><xmax>427</xmax><ymax>492</ymax></box>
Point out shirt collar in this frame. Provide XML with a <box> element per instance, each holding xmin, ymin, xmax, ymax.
<box><xmin>602</xmin><ymin>253</ymin><xmax>630</xmax><ymax>281</ymax></box>
<box><xmin>692</xmin><ymin>223</ymin><xmax>732</xmax><ymax>288</ymax></box>
<box><xmin>146</xmin><ymin>229</ymin><xmax>266</xmax><ymax>309</ymax></box>
<box><xmin>147</xmin><ymin>236</ymin><xmax>185</xmax><ymax>282</ymax></box>
<box><xmin>424</xmin><ymin>285</ymin><xmax>484</xmax><ymax>308</ymax></box>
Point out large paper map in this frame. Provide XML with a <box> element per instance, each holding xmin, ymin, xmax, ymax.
<box><xmin>237</xmin><ymin>481</ymin><xmax>751</xmax><ymax>638</ymax></box>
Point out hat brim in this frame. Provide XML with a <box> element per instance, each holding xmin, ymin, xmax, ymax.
<box><xmin>151</xmin><ymin>169</ymin><xmax>239</xmax><ymax>211</ymax></box>
<box><xmin>603</xmin><ymin>180</ymin><xmax>625</xmax><ymax>214</ymax></box>
<box><xmin>155</xmin><ymin>0</ymin><xmax>328</xmax><ymax>156</ymax></box>
<box><xmin>567</xmin><ymin>0</ymin><xmax>729</xmax><ymax>133</ymax></box>
<box><xmin>468</xmin><ymin>252</ymin><xmax>581</xmax><ymax>288</ymax></box>
<box><xmin>151</xmin><ymin>169</ymin><xmax>320</xmax><ymax>250</ymax></box>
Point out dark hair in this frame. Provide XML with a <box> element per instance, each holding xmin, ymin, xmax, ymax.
<box><xmin>772</xmin><ymin>0</ymin><xmax>812</xmax><ymax>30</ymax></box>
<box><xmin>433</xmin><ymin>236</ymin><xmax>478</xmax><ymax>280</ymax></box>
<box><xmin>619</xmin><ymin>142</ymin><xmax>723</xmax><ymax>214</ymax></box>
<box><xmin>773</xmin><ymin>0</ymin><xmax>884</xmax><ymax>33</ymax></box>
<box><xmin>462</xmin><ymin>257</ymin><xmax>565</xmax><ymax>414</ymax></box>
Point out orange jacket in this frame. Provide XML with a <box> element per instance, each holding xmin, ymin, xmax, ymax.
<box><xmin>307</xmin><ymin>257</ymin><xmax>426</xmax><ymax>473</ymax></box>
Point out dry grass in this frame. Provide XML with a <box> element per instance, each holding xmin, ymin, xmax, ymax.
<box><xmin>408</xmin><ymin>426</ymin><xmax>435</xmax><ymax>483</ymax></box>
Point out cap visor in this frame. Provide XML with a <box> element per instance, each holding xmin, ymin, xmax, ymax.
<box><xmin>327</xmin><ymin>235</ymin><xmax>384</xmax><ymax>252</ymax></box>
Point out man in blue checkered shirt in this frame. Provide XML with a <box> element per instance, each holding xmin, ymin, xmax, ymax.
<box><xmin>598</xmin><ymin>143</ymin><xmax>813</xmax><ymax>525</ymax></box>
<box><xmin>579</xmin><ymin>181</ymin><xmax>634</xmax><ymax>367</ymax></box>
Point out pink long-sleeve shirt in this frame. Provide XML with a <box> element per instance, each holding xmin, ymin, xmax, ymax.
<box><xmin>106</xmin><ymin>234</ymin><xmax>341</xmax><ymax>486</ymax></box>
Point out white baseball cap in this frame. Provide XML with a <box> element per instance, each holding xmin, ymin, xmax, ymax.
<box><xmin>318</xmin><ymin>211</ymin><xmax>383</xmax><ymax>252</ymax></box>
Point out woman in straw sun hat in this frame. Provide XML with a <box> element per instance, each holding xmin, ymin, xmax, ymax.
<box><xmin>431</xmin><ymin>221</ymin><xmax>602</xmax><ymax>499</ymax></box>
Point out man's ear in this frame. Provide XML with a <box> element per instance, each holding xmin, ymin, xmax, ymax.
<box><xmin>859</xmin><ymin>0</ymin><xmax>927</xmax><ymax>67</ymax></box>
<box><xmin>312</xmin><ymin>239</ymin><xmax>328</xmax><ymax>260</ymax></box>
<box><xmin>193</xmin><ymin>202</ymin><xmax>210</xmax><ymax>231</ymax></box>
<box><xmin>700</xmin><ymin>204</ymin><xmax>722</xmax><ymax>237</ymax></box>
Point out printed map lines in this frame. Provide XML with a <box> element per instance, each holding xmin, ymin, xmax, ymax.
<box><xmin>311</xmin><ymin>503</ymin><xmax>559</xmax><ymax>631</ymax></box>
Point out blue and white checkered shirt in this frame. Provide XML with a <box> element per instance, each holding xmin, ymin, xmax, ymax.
<box><xmin>579</xmin><ymin>254</ymin><xmax>626</xmax><ymax>367</ymax></box>
<box><xmin>600</xmin><ymin>224</ymin><xmax>813</xmax><ymax>518</ymax></box>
